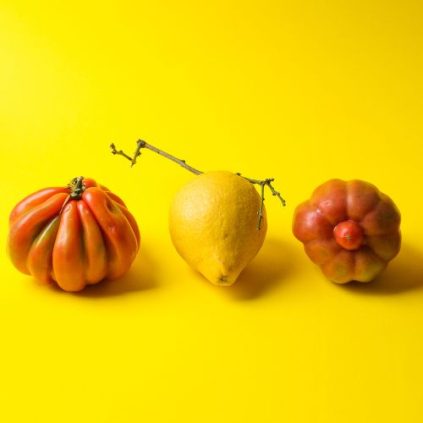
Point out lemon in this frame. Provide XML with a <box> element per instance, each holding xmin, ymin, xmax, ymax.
<box><xmin>169</xmin><ymin>171</ymin><xmax>267</xmax><ymax>286</ymax></box>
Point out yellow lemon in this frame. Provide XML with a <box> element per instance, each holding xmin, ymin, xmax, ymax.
<box><xmin>169</xmin><ymin>171</ymin><xmax>267</xmax><ymax>286</ymax></box>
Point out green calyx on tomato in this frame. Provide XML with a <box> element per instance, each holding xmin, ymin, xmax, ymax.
<box><xmin>68</xmin><ymin>176</ymin><xmax>86</xmax><ymax>200</ymax></box>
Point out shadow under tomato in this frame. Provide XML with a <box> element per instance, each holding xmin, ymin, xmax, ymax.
<box><xmin>227</xmin><ymin>237</ymin><xmax>296</xmax><ymax>301</ymax></box>
<box><xmin>340</xmin><ymin>243</ymin><xmax>423</xmax><ymax>295</ymax></box>
<box><xmin>75</xmin><ymin>249</ymin><xmax>158</xmax><ymax>297</ymax></box>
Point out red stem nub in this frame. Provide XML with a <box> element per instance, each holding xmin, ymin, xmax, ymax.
<box><xmin>333</xmin><ymin>220</ymin><xmax>364</xmax><ymax>251</ymax></box>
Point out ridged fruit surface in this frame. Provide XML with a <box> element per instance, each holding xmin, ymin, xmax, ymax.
<box><xmin>293</xmin><ymin>179</ymin><xmax>401</xmax><ymax>283</ymax></box>
<box><xmin>8</xmin><ymin>177</ymin><xmax>140</xmax><ymax>292</ymax></box>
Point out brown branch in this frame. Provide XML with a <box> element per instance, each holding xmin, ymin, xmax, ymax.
<box><xmin>259</xmin><ymin>181</ymin><xmax>266</xmax><ymax>230</ymax></box>
<box><xmin>111</xmin><ymin>140</ymin><xmax>202</xmax><ymax>175</ymax></box>
<box><xmin>110</xmin><ymin>139</ymin><xmax>286</xmax><ymax>230</ymax></box>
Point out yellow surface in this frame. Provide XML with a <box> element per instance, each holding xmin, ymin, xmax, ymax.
<box><xmin>0</xmin><ymin>1</ymin><xmax>422</xmax><ymax>422</ymax></box>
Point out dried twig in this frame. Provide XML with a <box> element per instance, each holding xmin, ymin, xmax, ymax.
<box><xmin>110</xmin><ymin>139</ymin><xmax>286</xmax><ymax>229</ymax></box>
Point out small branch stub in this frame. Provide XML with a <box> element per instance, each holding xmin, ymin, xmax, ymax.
<box><xmin>68</xmin><ymin>176</ymin><xmax>85</xmax><ymax>200</ymax></box>
<box><xmin>110</xmin><ymin>140</ymin><xmax>286</xmax><ymax>230</ymax></box>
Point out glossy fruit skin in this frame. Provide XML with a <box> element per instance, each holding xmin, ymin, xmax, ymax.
<box><xmin>8</xmin><ymin>178</ymin><xmax>140</xmax><ymax>292</ymax></box>
<box><xmin>293</xmin><ymin>179</ymin><xmax>401</xmax><ymax>284</ymax></box>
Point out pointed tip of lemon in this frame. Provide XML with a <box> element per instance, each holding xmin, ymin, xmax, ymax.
<box><xmin>205</xmin><ymin>272</ymin><xmax>239</xmax><ymax>287</ymax></box>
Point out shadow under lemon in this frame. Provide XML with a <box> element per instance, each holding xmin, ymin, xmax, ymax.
<box><xmin>72</xmin><ymin>248</ymin><xmax>158</xmax><ymax>298</ymax></box>
<box><xmin>340</xmin><ymin>243</ymin><xmax>423</xmax><ymax>295</ymax></box>
<box><xmin>225</xmin><ymin>237</ymin><xmax>297</xmax><ymax>300</ymax></box>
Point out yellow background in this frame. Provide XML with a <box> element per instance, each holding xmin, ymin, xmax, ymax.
<box><xmin>1</xmin><ymin>1</ymin><xmax>422</xmax><ymax>422</ymax></box>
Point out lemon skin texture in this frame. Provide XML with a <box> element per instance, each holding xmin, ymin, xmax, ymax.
<box><xmin>169</xmin><ymin>171</ymin><xmax>267</xmax><ymax>286</ymax></box>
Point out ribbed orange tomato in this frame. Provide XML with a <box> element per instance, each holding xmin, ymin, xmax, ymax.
<box><xmin>293</xmin><ymin>179</ymin><xmax>401</xmax><ymax>284</ymax></box>
<box><xmin>8</xmin><ymin>177</ymin><xmax>140</xmax><ymax>292</ymax></box>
